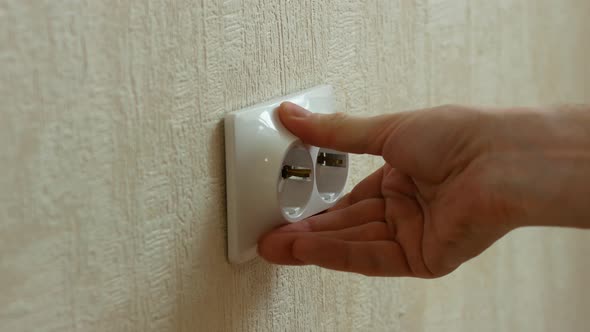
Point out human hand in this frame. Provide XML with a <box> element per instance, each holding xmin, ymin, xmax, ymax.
<box><xmin>258</xmin><ymin>102</ymin><xmax>590</xmax><ymax>277</ymax></box>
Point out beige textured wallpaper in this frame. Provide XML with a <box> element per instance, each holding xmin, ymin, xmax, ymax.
<box><xmin>1</xmin><ymin>0</ymin><xmax>589</xmax><ymax>331</ymax></box>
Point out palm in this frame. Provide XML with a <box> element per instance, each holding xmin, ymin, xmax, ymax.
<box><xmin>378</xmin><ymin>162</ymin><xmax>491</xmax><ymax>277</ymax></box>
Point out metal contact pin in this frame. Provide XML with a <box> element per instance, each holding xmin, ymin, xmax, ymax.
<box><xmin>282</xmin><ymin>165</ymin><xmax>312</xmax><ymax>179</ymax></box>
<box><xmin>317</xmin><ymin>152</ymin><xmax>346</xmax><ymax>167</ymax></box>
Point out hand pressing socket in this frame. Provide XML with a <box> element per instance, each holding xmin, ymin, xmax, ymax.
<box><xmin>258</xmin><ymin>101</ymin><xmax>590</xmax><ymax>277</ymax></box>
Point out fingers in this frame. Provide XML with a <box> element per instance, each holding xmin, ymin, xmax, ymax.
<box><xmin>276</xmin><ymin>198</ymin><xmax>385</xmax><ymax>233</ymax></box>
<box><xmin>257</xmin><ymin>231</ymin><xmax>307</xmax><ymax>265</ymax></box>
<box><xmin>258</xmin><ymin>222</ymin><xmax>392</xmax><ymax>265</ymax></box>
<box><xmin>278</xmin><ymin>102</ymin><xmax>403</xmax><ymax>155</ymax></box>
<box><xmin>318</xmin><ymin>222</ymin><xmax>393</xmax><ymax>241</ymax></box>
<box><xmin>327</xmin><ymin>166</ymin><xmax>386</xmax><ymax>212</ymax></box>
<box><xmin>258</xmin><ymin>197</ymin><xmax>386</xmax><ymax>265</ymax></box>
<box><xmin>292</xmin><ymin>237</ymin><xmax>413</xmax><ymax>277</ymax></box>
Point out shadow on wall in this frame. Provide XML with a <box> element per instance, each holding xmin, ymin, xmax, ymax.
<box><xmin>171</xmin><ymin>119</ymin><xmax>280</xmax><ymax>332</ymax></box>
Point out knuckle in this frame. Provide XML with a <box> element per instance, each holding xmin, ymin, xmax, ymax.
<box><xmin>317</xmin><ymin>112</ymin><xmax>349</xmax><ymax>147</ymax></box>
<box><xmin>327</xmin><ymin>112</ymin><xmax>350</xmax><ymax>131</ymax></box>
<box><xmin>363</xmin><ymin>223</ymin><xmax>386</xmax><ymax>240</ymax></box>
<box><xmin>327</xmin><ymin>111</ymin><xmax>349</xmax><ymax>123</ymax></box>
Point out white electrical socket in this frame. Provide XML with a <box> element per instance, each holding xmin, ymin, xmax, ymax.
<box><xmin>224</xmin><ymin>85</ymin><xmax>349</xmax><ymax>264</ymax></box>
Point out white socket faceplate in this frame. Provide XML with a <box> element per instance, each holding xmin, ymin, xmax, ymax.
<box><xmin>224</xmin><ymin>85</ymin><xmax>349</xmax><ymax>263</ymax></box>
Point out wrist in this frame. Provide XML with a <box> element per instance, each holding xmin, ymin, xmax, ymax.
<box><xmin>491</xmin><ymin>105</ymin><xmax>590</xmax><ymax>229</ymax></box>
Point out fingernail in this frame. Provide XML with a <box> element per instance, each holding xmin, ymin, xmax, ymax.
<box><xmin>281</xmin><ymin>102</ymin><xmax>311</xmax><ymax>119</ymax></box>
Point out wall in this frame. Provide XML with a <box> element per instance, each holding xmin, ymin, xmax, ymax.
<box><xmin>1</xmin><ymin>0</ymin><xmax>589</xmax><ymax>331</ymax></box>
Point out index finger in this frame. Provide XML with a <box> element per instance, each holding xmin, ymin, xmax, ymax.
<box><xmin>278</xmin><ymin>102</ymin><xmax>404</xmax><ymax>155</ymax></box>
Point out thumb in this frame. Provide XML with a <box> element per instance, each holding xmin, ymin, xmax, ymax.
<box><xmin>278</xmin><ymin>102</ymin><xmax>398</xmax><ymax>155</ymax></box>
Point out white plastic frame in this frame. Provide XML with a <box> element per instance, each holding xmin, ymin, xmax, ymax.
<box><xmin>224</xmin><ymin>85</ymin><xmax>349</xmax><ymax>263</ymax></box>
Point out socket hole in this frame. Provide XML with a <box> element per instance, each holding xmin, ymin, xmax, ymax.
<box><xmin>278</xmin><ymin>144</ymin><xmax>313</xmax><ymax>219</ymax></box>
<box><xmin>316</xmin><ymin>149</ymin><xmax>348</xmax><ymax>203</ymax></box>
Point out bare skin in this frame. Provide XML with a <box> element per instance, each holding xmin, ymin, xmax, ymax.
<box><xmin>258</xmin><ymin>102</ymin><xmax>590</xmax><ymax>277</ymax></box>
